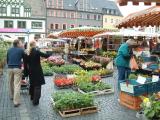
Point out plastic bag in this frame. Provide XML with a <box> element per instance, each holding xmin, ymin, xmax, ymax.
<box><xmin>130</xmin><ymin>57</ymin><xmax>139</xmax><ymax>70</ymax></box>
<box><xmin>106</xmin><ymin>60</ymin><xmax>114</xmax><ymax>70</ymax></box>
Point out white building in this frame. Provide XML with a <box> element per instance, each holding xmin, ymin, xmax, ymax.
<box><xmin>0</xmin><ymin>0</ymin><xmax>46</xmax><ymax>42</ymax></box>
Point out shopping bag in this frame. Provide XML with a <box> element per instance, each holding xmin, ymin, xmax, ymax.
<box><xmin>130</xmin><ymin>57</ymin><xmax>139</xmax><ymax>70</ymax></box>
<box><xmin>106</xmin><ymin>60</ymin><xmax>114</xmax><ymax>70</ymax></box>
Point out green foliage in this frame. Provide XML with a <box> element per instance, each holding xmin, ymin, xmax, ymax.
<box><xmin>52</xmin><ymin>64</ymin><xmax>82</xmax><ymax>74</ymax></box>
<box><xmin>0</xmin><ymin>41</ymin><xmax>11</xmax><ymax>63</ymax></box>
<box><xmin>98</xmin><ymin>68</ymin><xmax>113</xmax><ymax>76</ymax></box>
<box><xmin>52</xmin><ymin>91</ymin><xmax>94</xmax><ymax>111</ymax></box>
<box><xmin>102</xmin><ymin>51</ymin><xmax>117</xmax><ymax>58</ymax></box>
<box><xmin>141</xmin><ymin>95</ymin><xmax>160</xmax><ymax>119</ymax></box>
<box><xmin>94</xmin><ymin>82</ymin><xmax>111</xmax><ymax>91</ymax></box>
<box><xmin>128</xmin><ymin>74</ymin><xmax>138</xmax><ymax>80</ymax></box>
<box><xmin>41</xmin><ymin>62</ymin><xmax>53</xmax><ymax>76</ymax></box>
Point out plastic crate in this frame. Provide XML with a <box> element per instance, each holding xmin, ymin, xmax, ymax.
<box><xmin>120</xmin><ymin>82</ymin><xmax>148</xmax><ymax>96</ymax></box>
<box><xmin>147</xmin><ymin>81</ymin><xmax>160</xmax><ymax>94</ymax></box>
<box><xmin>120</xmin><ymin>92</ymin><xmax>142</xmax><ymax>110</ymax></box>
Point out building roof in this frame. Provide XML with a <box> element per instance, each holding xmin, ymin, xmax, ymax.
<box><xmin>25</xmin><ymin>0</ymin><xmax>46</xmax><ymax>18</ymax></box>
<box><xmin>62</xmin><ymin>0</ymin><xmax>122</xmax><ymax>16</ymax></box>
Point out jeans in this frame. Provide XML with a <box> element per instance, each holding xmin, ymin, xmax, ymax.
<box><xmin>117</xmin><ymin>66</ymin><xmax>131</xmax><ymax>90</ymax></box>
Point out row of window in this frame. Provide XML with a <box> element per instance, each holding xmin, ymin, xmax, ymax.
<box><xmin>0</xmin><ymin>7</ymin><xmax>20</xmax><ymax>14</ymax></box>
<box><xmin>48</xmin><ymin>10</ymin><xmax>102</xmax><ymax>20</ymax></box>
<box><xmin>4</xmin><ymin>21</ymin><xmax>42</xmax><ymax>29</ymax></box>
<box><xmin>0</xmin><ymin>7</ymin><xmax>31</xmax><ymax>14</ymax></box>
<box><xmin>47</xmin><ymin>0</ymin><xmax>63</xmax><ymax>9</ymax></box>
<box><xmin>104</xmin><ymin>18</ymin><xmax>121</xmax><ymax>24</ymax></box>
<box><xmin>49</xmin><ymin>23</ymin><xmax>100</xmax><ymax>30</ymax></box>
<box><xmin>102</xmin><ymin>8</ymin><xmax>120</xmax><ymax>16</ymax></box>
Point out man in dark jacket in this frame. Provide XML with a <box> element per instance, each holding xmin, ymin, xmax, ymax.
<box><xmin>7</xmin><ymin>39</ymin><xmax>25</xmax><ymax>107</ymax></box>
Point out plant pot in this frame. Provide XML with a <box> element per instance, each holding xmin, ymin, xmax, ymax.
<box><xmin>136</xmin><ymin>111</ymin><xmax>149</xmax><ymax>120</ymax></box>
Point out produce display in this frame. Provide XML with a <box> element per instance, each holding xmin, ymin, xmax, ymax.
<box><xmin>75</xmin><ymin>74</ymin><xmax>111</xmax><ymax>93</ymax></box>
<box><xmin>47</xmin><ymin>56</ymin><xmax>65</xmax><ymax>66</ymax></box>
<box><xmin>41</xmin><ymin>62</ymin><xmax>53</xmax><ymax>76</ymax></box>
<box><xmin>72</xmin><ymin>58</ymin><xmax>85</xmax><ymax>64</ymax></box>
<box><xmin>80</xmin><ymin>61</ymin><xmax>102</xmax><ymax>70</ymax></box>
<box><xmin>52</xmin><ymin>91</ymin><xmax>94</xmax><ymax>111</ymax></box>
<box><xmin>102</xmin><ymin>51</ymin><xmax>117</xmax><ymax>58</ymax></box>
<box><xmin>52</xmin><ymin>64</ymin><xmax>82</xmax><ymax>74</ymax></box>
<box><xmin>92</xmin><ymin>56</ymin><xmax>110</xmax><ymax>67</ymax></box>
<box><xmin>98</xmin><ymin>68</ymin><xmax>113</xmax><ymax>77</ymax></box>
<box><xmin>77</xmin><ymin>81</ymin><xmax>111</xmax><ymax>92</ymax></box>
<box><xmin>54</xmin><ymin>76</ymin><xmax>75</xmax><ymax>87</ymax></box>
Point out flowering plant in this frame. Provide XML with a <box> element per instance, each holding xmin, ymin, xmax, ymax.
<box><xmin>141</xmin><ymin>95</ymin><xmax>160</xmax><ymax>119</ymax></box>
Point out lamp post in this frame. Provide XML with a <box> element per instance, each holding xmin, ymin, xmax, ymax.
<box><xmin>44</xmin><ymin>0</ymin><xmax>47</xmax><ymax>36</ymax></box>
<box><xmin>75</xmin><ymin>0</ymin><xmax>80</xmax><ymax>27</ymax></box>
<box><xmin>27</xmin><ymin>30</ymin><xmax>30</xmax><ymax>43</ymax></box>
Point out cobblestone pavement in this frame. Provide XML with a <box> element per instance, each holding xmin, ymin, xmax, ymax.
<box><xmin>0</xmin><ymin>69</ymin><xmax>139</xmax><ymax>120</ymax></box>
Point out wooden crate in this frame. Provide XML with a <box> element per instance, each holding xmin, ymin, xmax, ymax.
<box><xmin>81</xmin><ymin>106</ymin><xmax>98</xmax><ymax>115</ymax></box>
<box><xmin>120</xmin><ymin>92</ymin><xmax>143</xmax><ymax>110</ymax></box>
<box><xmin>78</xmin><ymin>88</ymin><xmax>114</xmax><ymax>96</ymax></box>
<box><xmin>59</xmin><ymin>109</ymin><xmax>81</xmax><ymax>118</ymax></box>
<box><xmin>51</xmin><ymin>98</ymin><xmax>98</xmax><ymax>118</ymax></box>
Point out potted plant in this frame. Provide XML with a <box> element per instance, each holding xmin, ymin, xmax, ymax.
<box><xmin>140</xmin><ymin>95</ymin><xmax>160</xmax><ymax>120</ymax></box>
<box><xmin>51</xmin><ymin>91</ymin><xmax>97</xmax><ymax>117</ymax></box>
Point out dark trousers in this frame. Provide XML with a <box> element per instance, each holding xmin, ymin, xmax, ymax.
<box><xmin>29</xmin><ymin>85</ymin><xmax>41</xmax><ymax>105</ymax></box>
<box><xmin>117</xmin><ymin>66</ymin><xmax>131</xmax><ymax>90</ymax></box>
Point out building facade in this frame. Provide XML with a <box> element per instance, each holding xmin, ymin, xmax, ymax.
<box><xmin>102</xmin><ymin>8</ymin><xmax>123</xmax><ymax>29</ymax></box>
<box><xmin>0</xmin><ymin>0</ymin><xmax>46</xmax><ymax>42</ymax></box>
<box><xmin>46</xmin><ymin>0</ymin><xmax>120</xmax><ymax>33</ymax></box>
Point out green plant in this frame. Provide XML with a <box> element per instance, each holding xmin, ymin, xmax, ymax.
<box><xmin>41</xmin><ymin>62</ymin><xmax>53</xmax><ymax>76</ymax></box>
<box><xmin>52</xmin><ymin>64</ymin><xmax>82</xmax><ymax>74</ymax></box>
<box><xmin>102</xmin><ymin>51</ymin><xmax>117</xmax><ymax>58</ymax></box>
<box><xmin>98</xmin><ymin>68</ymin><xmax>113</xmax><ymax>76</ymax></box>
<box><xmin>94</xmin><ymin>82</ymin><xmax>111</xmax><ymax>91</ymax></box>
<box><xmin>141</xmin><ymin>95</ymin><xmax>160</xmax><ymax>119</ymax></box>
<box><xmin>128</xmin><ymin>74</ymin><xmax>138</xmax><ymax>80</ymax></box>
<box><xmin>52</xmin><ymin>91</ymin><xmax>94</xmax><ymax>111</ymax></box>
<box><xmin>78</xmin><ymin>81</ymin><xmax>111</xmax><ymax>92</ymax></box>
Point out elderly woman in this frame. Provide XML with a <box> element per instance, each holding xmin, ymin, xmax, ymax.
<box><xmin>25</xmin><ymin>40</ymin><xmax>51</xmax><ymax>105</ymax></box>
<box><xmin>115</xmin><ymin>39</ymin><xmax>138</xmax><ymax>89</ymax></box>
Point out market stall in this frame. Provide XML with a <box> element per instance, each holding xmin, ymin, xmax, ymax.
<box><xmin>58</xmin><ymin>26</ymin><xmax>114</xmax><ymax>38</ymax></box>
<box><xmin>93</xmin><ymin>30</ymin><xmax>158</xmax><ymax>51</ymax></box>
<box><xmin>38</xmin><ymin>38</ymin><xmax>66</xmax><ymax>54</ymax></box>
<box><xmin>114</xmin><ymin>6</ymin><xmax>160</xmax><ymax>118</ymax></box>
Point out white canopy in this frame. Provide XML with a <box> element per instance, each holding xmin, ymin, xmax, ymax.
<box><xmin>93</xmin><ymin>29</ymin><xmax>159</xmax><ymax>38</ymax></box>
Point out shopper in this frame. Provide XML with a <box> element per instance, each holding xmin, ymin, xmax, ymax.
<box><xmin>64</xmin><ymin>41</ymin><xmax>69</xmax><ymax>61</ymax></box>
<box><xmin>25</xmin><ymin>40</ymin><xmax>51</xmax><ymax>106</ymax></box>
<box><xmin>115</xmin><ymin>39</ymin><xmax>138</xmax><ymax>90</ymax></box>
<box><xmin>7</xmin><ymin>39</ymin><xmax>25</xmax><ymax>107</ymax></box>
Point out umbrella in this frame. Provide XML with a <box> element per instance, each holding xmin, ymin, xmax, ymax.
<box><xmin>58</xmin><ymin>26</ymin><xmax>115</xmax><ymax>38</ymax></box>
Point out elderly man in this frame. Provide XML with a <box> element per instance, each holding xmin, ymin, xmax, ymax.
<box><xmin>7</xmin><ymin>39</ymin><xmax>25</xmax><ymax>107</ymax></box>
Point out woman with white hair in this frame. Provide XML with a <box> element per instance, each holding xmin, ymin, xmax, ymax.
<box><xmin>115</xmin><ymin>39</ymin><xmax>139</xmax><ymax>90</ymax></box>
<box><xmin>24</xmin><ymin>40</ymin><xmax>51</xmax><ymax>105</ymax></box>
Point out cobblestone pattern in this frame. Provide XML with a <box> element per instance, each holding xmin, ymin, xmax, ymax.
<box><xmin>0</xmin><ymin>69</ymin><xmax>139</xmax><ymax>120</ymax></box>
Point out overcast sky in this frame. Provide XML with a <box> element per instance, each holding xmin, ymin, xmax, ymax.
<box><xmin>115</xmin><ymin>1</ymin><xmax>154</xmax><ymax>17</ymax></box>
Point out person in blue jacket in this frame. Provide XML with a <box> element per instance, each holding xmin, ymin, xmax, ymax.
<box><xmin>115</xmin><ymin>39</ymin><xmax>138</xmax><ymax>89</ymax></box>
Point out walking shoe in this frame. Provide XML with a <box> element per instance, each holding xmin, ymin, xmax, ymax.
<box><xmin>14</xmin><ymin>104</ymin><xmax>20</xmax><ymax>107</ymax></box>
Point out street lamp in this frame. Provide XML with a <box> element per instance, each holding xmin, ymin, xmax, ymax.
<box><xmin>27</xmin><ymin>30</ymin><xmax>30</xmax><ymax>43</ymax></box>
<box><xmin>44</xmin><ymin>0</ymin><xmax>47</xmax><ymax>36</ymax></box>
